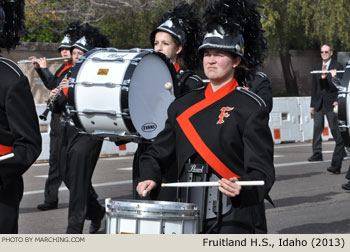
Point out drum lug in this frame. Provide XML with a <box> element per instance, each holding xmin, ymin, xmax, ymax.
<box><xmin>82</xmin><ymin>109</ymin><xmax>117</xmax><ymax>116</ymax></box>
<box><xmin>91</xmin><ymin>56</ymin><xmax>125</xmax><ymax>62</ymax></box>
<box><xmin>122</xmin><ymin>80</ymin><xmax>130</xmax><ymax>90</ymax></box>
<box><xmin>130</xmin><ymin>48</ymin><xmax>142</xmax><ymax>53</ymax></box>
<box><xmin>73</xmin><ymin>81</ymin><xmax>119</xmax><ymax>88</ymax></box>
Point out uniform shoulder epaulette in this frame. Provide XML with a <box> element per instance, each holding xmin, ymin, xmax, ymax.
<box><xmin>187</xmin><ymin>74</ymin><xmax>202</xmax><ymax>83</ymax></box>
<box><xmin>0</xmin><ymin>57</ymin><xmax>24</xmax><ymax>77</ymax></box>
<box><xmin>236</xmin><ymin>86</ymin><xmax>266</xmax><ymax>108</ymax></box>
<box><xmin>256</xmin><ymin>71</ymin><xmax>267</xmax><ymax>79</ymax></box>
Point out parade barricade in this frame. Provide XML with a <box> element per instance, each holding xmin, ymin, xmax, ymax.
<box><xmin>271</xmin><ymin>96</ymin><xmax>334</xmax><ymax>144</ymax></box>
<box><xmin>269</xmin><ymin>97</ymin><xmax>301</xmax><ymax>144</ymax></box>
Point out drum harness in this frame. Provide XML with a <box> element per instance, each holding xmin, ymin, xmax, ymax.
<box><xmin>176</xmin><ymin>157</ymin><xmax>232</xmax><ymax>233</ymax></box>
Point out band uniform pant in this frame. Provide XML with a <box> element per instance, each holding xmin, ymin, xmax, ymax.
<box><xmin>59</xmin><ymin>124</ymin><xmax>103</xmax><ymax>233</ymax></box>
<box><xmin>0</xmin><ymin>176</ymin><xmax>24</xmax><ymax>234</ymax></box>
<box><xmin>312</xmin><ymin>105</ymin><xmax>344</xmax><ymax>167</ymax></box>
<box><xmin>43</xmin><ymin>112</ymin><xmax>63</xmax><ymax>204</ymax></box>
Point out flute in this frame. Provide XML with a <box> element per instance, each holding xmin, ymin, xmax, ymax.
<box><xmin>18</xmin><ymin>57</ymin><xmax>71</xmax><ymax>64</ymax></box>
<box><xmin>310</xmin><ymin>70</ymin><xmax>345</xmax><ymax>74</ymax></box>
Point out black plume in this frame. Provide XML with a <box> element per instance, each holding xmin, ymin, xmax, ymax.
<box><xmin>63</xmin><ymin>21</ymin><xmax>83</xmax><ymax>43</ymax></box>
<box><xmin>81</xmin><ymin>23</ymin><xmax>110</xmax><ymax>48</ymax></box>
<box><xmin>202</xmin><ymin>0</ymin><xmax>267</xmax><ymax>83</ymax></box>
<box><xmin>161</xmin><ymin>1</ymin><xmax>202</xmax><ymax>71</ymax></box>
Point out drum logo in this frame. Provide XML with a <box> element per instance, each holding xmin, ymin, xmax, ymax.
<box><xmin>141</xmin><ymin>123</ymin><xmax>157</xmax><ymax>132</ymax></box>
<box><xmin>97</xmin><ymin>69</ymin><xmax>109</xmax><ymax>75</ymax></box>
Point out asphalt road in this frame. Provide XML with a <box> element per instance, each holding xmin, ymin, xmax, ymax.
<box><xmin>18</xmin><ymin>141</ymin><xmax>350</xmax><ymax>234</ymax></box>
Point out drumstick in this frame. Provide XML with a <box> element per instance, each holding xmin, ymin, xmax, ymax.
<box><xmin>161</xmin><ymin>181</ymin><xmax>264</xmax><ymax>187</ymax></box>
<box><xmin>0</xmin><ymin>153</ymin><xmax>14</xmax><ymax>162</ymax></box>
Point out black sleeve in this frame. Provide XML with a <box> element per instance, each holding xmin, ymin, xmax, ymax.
<box><xmin>139</xmin><ymin>104</ymin><xmax>177</xmax><ymax>186</ymax></box>
<box><xmin>177</xmin><ymin>70</ymin><xmax>204</xmax><ymax>96</ymax></box>
<box><xmin>51</xmin><ymin>89</ymin><xmax>68</xmax><ymax>114</ymax></box>
<box><xmin>249</xmin><ymin>75</ymin><xmax>273</xmax><ymax>113</ymax></box>
<box><xmin>232</xmin><ymin>108</ymin><xmax>275</xmax><ymax>207</ymax></box>
<box><xmin>0</xmin><ymin>76</ymin><xmax>42</xmax><ymax>177</ymax></box>
<box><xmin>35</xmin><ymin>68</ymin><xmax>55</xmax><ymax>90</ymax></box>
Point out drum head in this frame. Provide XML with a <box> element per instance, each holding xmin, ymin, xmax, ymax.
<box><xmin>128</xmin><ymin>52</ymin><xmax>175</xmax><ymax>139</ymax></box>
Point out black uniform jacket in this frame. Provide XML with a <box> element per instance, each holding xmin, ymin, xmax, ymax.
<box><xmin>248</xmin><ymin>72</ymin><xmax>273</xmax><ymax>113</ymax></box>
<box><xmin>311</xmin><ymin>59</ymin><xmax>343</xmax><ymax>111</ymax></box>
<box><xmin>0</xmin><ymin>57</ymin><xmax>42</xmax><ymax>181</ymax></box>
<box><xmin>140</xmin><ymin>78</ymin><xmax>275</xmax><ymax>207</ymax></box>
<box><xmin>36</xmin><ymin>63</ymin><xmax>72</xmax><ymax>90</ymax></box>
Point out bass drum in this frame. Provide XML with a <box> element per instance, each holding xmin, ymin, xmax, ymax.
<box><xmin>337</xmin><ymin>64</ymin><xmax>350</xmax><ymax>147</ymax></box>
<box><xmin>67</xmin><ymin>48</ymin><xmax>177</xmax><ymax>141</ymax></box>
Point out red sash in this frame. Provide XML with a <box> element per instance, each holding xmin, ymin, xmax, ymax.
<box><xmin>0</xmin><ymin>144</ymin><xmax>13</xmax><ymax>155</ymax></box>
<box><xmin>176</xmin><ymin>78</ymin><xmax>240</xmax><ymax>179</ymax></box>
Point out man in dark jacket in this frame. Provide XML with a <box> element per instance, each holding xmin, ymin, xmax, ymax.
<box><xmin>308</xmin><ymin>44</ymin><xmax>345</xmax><ymax>175</ymax></box>
<box><xmin>0</xmin><ymin>0</ymin><xmax>42</xmax><ymax>233</ymax></box>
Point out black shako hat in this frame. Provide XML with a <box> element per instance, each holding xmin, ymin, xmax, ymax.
<box><xmin>58</xmin><ymin>34</ymin><xmax>73</xmax><ymax>51</ymax></box>
<box><xmin>150</xmin><ymin>1</ymin><xmax>202</xmax><ymax>71</ymax></box>
<box><xmin>0</xmin><ymin>0</ymin><xmax>26</xmax><ymax>50</ymax></box>
<box><xmin>199</xmin><ymin>0</ymin><xmax>267</xmax><ymax>73</ymax></box>
<box><xmin>150</xmin><ymin>17</ymin><xmax>187</xmax><ymax>46</ymax></box>
<box><xmin>72</xmin><ymin>36</ymin><xmax>91</xmax><ymax>52</ymax></box>
<box><xmin>199</xmin><ymin>26</ymin><xmax>245</xmax><ymax>58</ymax></box>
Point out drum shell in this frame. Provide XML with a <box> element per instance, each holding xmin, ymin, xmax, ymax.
<box><xmin>67</xmin><ymin>48</ymin><xmax>177</xmax><ymax>140</ymax></box>
<box><xmin>105</xmin><ymin>199</ymin><xmax>199</xmax><ymax>234</ymax></box>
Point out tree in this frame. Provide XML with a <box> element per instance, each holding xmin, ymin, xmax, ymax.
<box><xmin>260</xmin><ymin>0</ymin><xmax>350</xmax><ymax>96</ymax></box>
<box><xmin>260</xmin><ymin>0</ymin><xmax>309</xmax><ymax>96</ymax></box>
<box><xmin>305</xmin><ymin>0</ymin><xmax>350</xmax><ymax>51</ymax></box>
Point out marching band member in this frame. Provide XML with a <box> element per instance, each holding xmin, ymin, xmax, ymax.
<box><xmin>51</xmin><ymin>24</ymin><xmax>110</xmax><ymax>234</ymax></box>
<box><xmin>132</xmin><ymin>1</ymin><xmax>204</xmax><ymax>200</ymax></box>
<box><xmin>137</xmin><ymin>0</ymin><xmax>275</xmax><ymax>234</ymax></box>
<box><xmin>244</xmin><ymin>71</ymin><xmax>273</xmax><ymax>113</ymax></box>
<box><xmin>29</xmin><ymin>22</ymin><xmax>81</xmax><ymax>211</ymax></box>
<box><xmin>0</xmin><ymin>0</ymin><xmax>42</xmax><ymax>233</ymax></box>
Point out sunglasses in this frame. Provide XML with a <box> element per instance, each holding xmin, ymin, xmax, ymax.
<box><xmin>321</xmin><ymin>51</ymin><xmax>329</xmax><ymax>54</ymax></box>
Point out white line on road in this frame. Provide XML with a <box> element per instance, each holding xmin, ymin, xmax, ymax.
<box><xmin>275</xmin><ymin>159</ymin><xmax>331</xmax><ymax>168</ymax></box>
<box><xmin>23</xmin><ymin>180</ymin><xmax>132</xmax><ymax>196</ymax></box>
<box><xmin>273</xmin><ymin>141</ymin><xmax>334</xmax><ymax>149</ymax></box>
<box><xmin>117</xmin><ymin>167</ymin><xmax>132</xmax><ymax>171</ymax></box>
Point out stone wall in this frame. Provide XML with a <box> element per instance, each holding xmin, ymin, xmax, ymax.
<box><xmin>1</xmin><ymin>42</ymin><xmax>61</xmax><ymax>104</ymax></box>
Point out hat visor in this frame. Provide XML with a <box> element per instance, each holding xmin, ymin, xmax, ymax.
<box><xmin>150</xmin><ymin>27</ymin><xmax>183</xmax><ymax>46</ymax></box>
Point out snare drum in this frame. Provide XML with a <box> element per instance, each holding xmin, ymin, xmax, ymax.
<box><xmin>105</xmin><ymin>199</ymin><xmax>199</xmax><ymax>234</ymax></box>
<box><xmin>67</xmin><ymin>48</ymin><xmax>177</xmax><ymax>141</ymax></box>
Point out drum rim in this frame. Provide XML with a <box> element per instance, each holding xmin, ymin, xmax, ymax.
<box><xmin>123</xmin><ymin>49</ymin><xmax>178</xmax><ymax>139</ymax></box>
<box><xmin>106</xmin><ymin>199</ymin><xmax>199</xmax><ymax>211</ymax></box>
